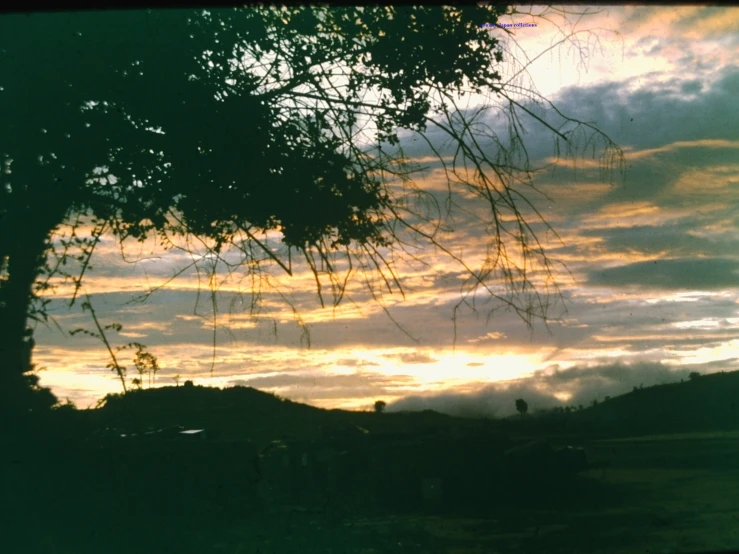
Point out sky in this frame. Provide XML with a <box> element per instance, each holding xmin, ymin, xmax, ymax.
<box><xmin>30</xmin><ymin>6</ymin><xmax>739</xmax><ymax>416</ymax></box>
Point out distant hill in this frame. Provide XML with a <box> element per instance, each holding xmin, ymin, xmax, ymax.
<box><xmin>516</xmin><ymin>370</ymin><xmax>739</xmax><ymax>438</ymax></box>
<box><xmin>587</xmin><ymin>370</ymin><xmax>739</xmax><ymax>434</ymax></box>
<box><xmin>61</xmin><ymin>369</ymin><xmax>739</xmax><ymax>447</ymax></box>
<box><xmin>83</xmin><ymin>384</ymin><xmax>501</xmax><ymax>449</ymax></box>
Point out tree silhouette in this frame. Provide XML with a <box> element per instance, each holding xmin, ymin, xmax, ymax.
<box><xmin>689</xmin><ymin>372</ymin><xmax>701</xmax><ymax>381</ymax></box>
<box><xmin>133</xmin><ymin>347</ymin><xmax>160</xmax><ymax>389</ymax></box>
<box><xmin>374</xmin><ymin>400</ymin><xmax>387</xmax><ymax>414</ymax></box>
<box><xmin>0</xmin><ymin>7</ymin><xmax>621</xmax><ymax>415</ymax></box>
<box><xmin>515</xmin><ymin>398</ymin><xmax>528</xmax><ymax>418</ymax></box>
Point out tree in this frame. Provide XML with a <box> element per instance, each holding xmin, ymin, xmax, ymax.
<box><xmin>374</xmin><ymin>400</ymin><xmax>387</xmax><ymax>413</ymax></box>
<box><xmin>0</xmin><ymin>6</ymin><xmax>621</xmax><ymax>415</ymax></box>
<box><xmin>132</xmin><ymin>346</ymin><xmax>160</xmax><ymax>389</ymax></box>
<box><xmin>689</xmin><ymin>372</ymin><xmax>701</xmax><ymax>381</ymax></box>
<box><xmin>515</xmin><ymin>398</ymin><xmax>528</xmax><ymax>418</ymax></box>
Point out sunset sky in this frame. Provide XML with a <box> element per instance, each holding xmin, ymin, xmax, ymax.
<box><xmin>31</xmin><ymin>6</ymin><xmax>739</xmax><ymax>416</ymax></box>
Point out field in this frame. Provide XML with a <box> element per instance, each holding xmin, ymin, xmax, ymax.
<box><xmin>196</xmin><ymin>432</ymin><xmax>739</xmax><ymax>554</ymax></box>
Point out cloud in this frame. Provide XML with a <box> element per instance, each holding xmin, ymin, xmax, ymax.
<box><xmin>383</xmin><ymin>351</ymin><xmax>438</xmax><ymax>364</ymax></box>
<box><xmin>580</xmin><ymin>225</ymin><xmax>738</xmax><ymax>259</ymax></box>
<box><xmin>227</xmin><ymin>371</ymin><xmax>414</xmax><ymax>405</ymax></box>
<box><xmin>587</xmin><ymin>258</ymin><xmax>739</xmax><ymax>291</ymax></box>
<box><xmin>334</xmin><ymin>358</ymin><xmax>380</xmax><ymax>367</ymax></box>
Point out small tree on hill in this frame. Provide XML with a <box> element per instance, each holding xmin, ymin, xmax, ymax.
<box><xmin>374</xmin><ymin>400</ymin><xmax>387</xmax><ymax>413</ymax></box>
<box><xmin>689</xmin><ymin>372</ymin><xmax>701</xmax><ymax>381</ymax></box>
<box><xmin>515</xmin><ymin>398</ymin><xmax>528</xmax><ymax>419</ymax></box>
<box><xmin>133</xmin><ymin>346</ymin><xmax>160</xmax><ymax>389</ymax></box>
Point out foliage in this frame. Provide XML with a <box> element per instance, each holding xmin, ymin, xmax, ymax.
<box><xmin>133</xmin><ymin>347</ymin><xmax>160</xmax><ymax>388</ymax></box>
<box><xmin>515</xmin><ymin>398</ymin><xmax>528</xmax><ymax>417</ymax></box>
<box><xmin>69</xmin><ymin>293</ymin><xmax>159</xmax><ymax>393</ymax></box>
<box><xmin>374</xmin><ymin>400</ymin><xmax>387</xmax><ymax>413</ymax></box>
<box><xmin>689</xmin><ymin>372</ymin><xmax>701</xmax><ymax>381</ymax></box>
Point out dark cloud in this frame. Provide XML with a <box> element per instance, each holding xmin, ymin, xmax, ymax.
<box><xmin>580</xmin><ymin>224</ymin><xmax>739</xmax><ymax>259</ymax></box>
<box><xmin>587</xmin><ymin>258</ymin><xmax>739</xmax><ymax>290</ymax></box>
<box><xmin>681</xmin><ymin>80</ymin><xmax>703</xmax><ymax>95</ymax></box>
<box><xmin>503</xmin><ymin>66</ymin><xmax>739</xmax><ymax>164</ymax></box>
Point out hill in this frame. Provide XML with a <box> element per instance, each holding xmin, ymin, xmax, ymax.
<box><xmin>32</xmin><ymin>368</ymin><xmax>739</xmax><ymax>448</ymax></box>
<box><xmin>80</xmin><ymin>383</ymin><xmax>501</xmax><ymax>449</ymax></box>
<box><xmin>586</xmin><ymin>370</ymin><xmax>739</xmax><ymax>435</ymax></box>
<box><xmin>515</xmin><ymin>370</ymin><xmax>739</xmax><ymax>439</ymax></box>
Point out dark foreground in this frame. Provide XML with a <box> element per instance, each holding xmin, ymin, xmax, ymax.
<box><xmin>4</xmin><ymin>426</ymin><xmax>739</xmax><ymax>554</ymax></box>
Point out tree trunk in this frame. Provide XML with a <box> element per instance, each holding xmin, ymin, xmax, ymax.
<box><xmin>0</xmin><ymin>210</ymin><xmax>59</xmax><ymax>423</ymax></box>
